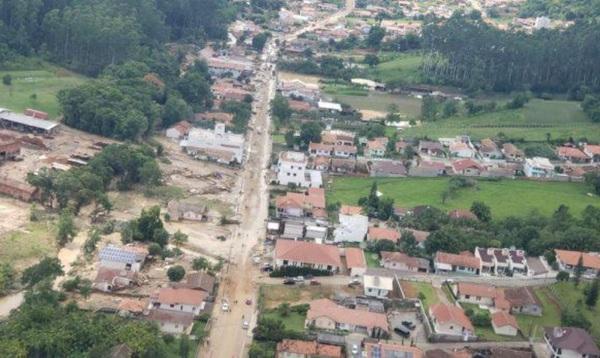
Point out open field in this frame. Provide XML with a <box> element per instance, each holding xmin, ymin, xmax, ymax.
<box><xmin>259</xmin><ymin>284</ymin><xmax>357</xmax><ymax>309</ymax></box>
<box><xmin>327</xmin><ymin>177</ymin><xmax>599</xmax><ymax>218</ymax></box>
<box><xmin>0</xmin><ymin>221</ymin><xmax>57</xmax><ymax>271</ymax></box>
<box><xmin>367</xmin><ymin>52</ymin><xmax>423</xmax><ymax>85</ymax></box>
<box><xmin>402</xmin><ymin>99</ymin><xmax>599</xmax><ymax>142</ymax></box>
<box><xmin>262</xmin><ymin>309</ymin><xmax>306</xmax><ymax>332</ymax></box>
<box><xmin>0</xmin><ymin>67</ymin><xmax>87</xmax><ymax>118</ymax></box>
<box><xmin>330</xmin><ymin>91</ymin><xmax>421</xmax><ymax>119</ymax></box>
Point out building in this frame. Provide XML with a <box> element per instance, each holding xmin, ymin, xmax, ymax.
<box><xmin>278</xmin><ymin>79</ymin><xmax>321</xmax><ymax>103</ymax></box>
<box><xmin>410</xmin><ymin>161</ymin><xmax>447</xmax><ymax>177</ymax></box>
<box><xmin>418</xmin><ymin>141</ymin><xmax>445</xmax><ymax>157</ymax></box>
<box><xmin>0</xmin><ymin>108</ymin><xmax>59</xmax><ymax>134</ymax></box>
<box><xmin>524</xmin><ymin>157</ymin><xmax>554</xmax><ymax>178</ymax></box>
<box><xmin>434</xmin><ymin>252</ymin><xmax>480</xmax><ymax>275</ymax></box>
<box><xmin>345</xmin><ymin>247</ymin><xmax>367</xmax><ymax>277</ymax></box>
<box><xmin>380</xmin><ymin>251</ymin><xmax>429</xmax><ymax>273</ymax></box>
<box><xmin>321</xmin><ymin>130</ymin><xmax>354</xmax><ymax>146</ymax></box>
<box><xmin>452</xmin><ymin>159</ymin><xmax>483</xmax><ymax>176</ymax></box>
<box><xmin>98</xmin><ymin>245</ymin><xmax>148</xmax><ymax>272</ymax></box>
<box><xmin>491</xmin><ymin>311</ymin><xmax>519</xmax><ymax>337</ymax></box>
<box><xmin>318</xmin><ymin>101</ymin><xmax>342</xmax><ymax>113</ymax></box>
<box><xmin>503</xmin><ymin>287</ymin><xmax>542</xmax><ymax>316</ymax></box>
<box><xmin>167</xmin><ymin>200</ymin><xmax>206</xmax><ymax>222</ymax></box>
<box><xmin>174</xmin><ymin>272</ymin><xmax>215</xmax><ymax>295</ymax></box>
<box><xmin>275</xmin><ymin>188</ymin><xmax>326</xmax><ymax>219</ymax></box>
<box><xmin>544</xmin><ymin>327</ymin><xmax>600</xmax><ymax>358</ymax></box>
<box><xmin>399</xmin><ymin>228</ymin><xmax>430</xmax><ymax>248</ymax></box>
<box><xmin>429</xmin><ymin>303</ymin><xmax>474</xmax><ymax>339</ymax></box>
<box><xmin>475</xmin><ymin>247</ymin><xmax>528</xmax><ymax>276</ymax></box>
<box><xmin>583</xmin><ymin>143</ymin><xmax>600</xmax><ymax>163</ymax></box>
<box><xmin>93</xmin><ymin>267</ymin><xmax>139</xmax><ymax>292</ymax></box>
<box><xmin>479</xmin><ymin>138</ymin><xmax>503</xmax><ymax>159</ymax></box>
<box><xmin>502</xmin><ymin>143</ymin><xmax>524</xmax><ymax>161</ymax></box>
<box><xmin>448</xmin><ymin>209</ymin><xmax>478</xmax><ymax>221</ymax></box>
<box><xmin>165</xmin><ymin>121</ymin><xmax>192</xmax><ymax>140</ymax></box>
<box><xmin>205</xmin><ymin>56</ymin><xmax>253</xmax><ymax>78</ymax></box>
<box><xmin>369</xmin><ymin>160</ymin><xmax>407</xmax><ymax>177</ymax></box>
<box><xmin>449</xmin><ymin>142</ymin><xmax>476</xmax><ymax>158</ymax></box>
<box><xmin>333</xmin><ymin>212</ymin><xmax>369</xmax><ymax>243</ymax></box>
<box><xmin>330</xmin><ymin>158</ymin><xmax>356</xmax><ymax>173</ymax></box>
<box><xmin>556</xmin><ymin>146</ymin><xmax>590</xmax><ymax>163</ymax></box>
<box><xmin>0</xmin><ymin>137</ymin><xmax>20</xmax><ymax>161</ymax></box>
<box><xmin>149</xmin><ymin>288</ymin><xmax>207</xmax><ymax>316</ymax></box>
<box><xmin>367</xmin><ymin>227</ymin><xmax>400</xmax><ymax>243</ymax></box>
<box><xmin>277</xmin><ymin>151</ymin><xmax>323</xmax><ymax>188</ymax></box>
<box><xmin>555</xmin><ymin>249</ymin><xmax>600</xmax><ymax>278</ymax></box>
<box><xmin>276</xmin><ymin>339</ymin><xmax>343</xmax><ymax>358</ymax></box>
<box><xmin>180</xmin><ymin>124</ymin><xmax>245</xmax><ymax>164</ymax></box>
<box><xmin>363</xmin><ymin>342</ymin><xmax>423</xmax><ymax>358</ymax></box>
<box><xmin>305</xmin><ymin>298</ymin><xmax>389</xmax><ymax>337</ymax></box>
<box><xmin>365</xmin><ymin>137</ymin><xmax>388</xmax><ymax>158</ymax></box>
<box><xmin>0</xmin><ymin>177</ymin><xmax>38</xmax><ymax>202</ymax></box>
<box><xmin>363</xmin><ymin>268</ymin><xmax>395</xmax><ymax>299</ymax></box>
<box><xmin>274</xmin><ymin>239</ymin><xmax>342</xmax><ymax>272</ymax></box>
<box><xmin>351</xmin><ymin>78</ymin><xmax>385</xmax><ymax>91</ymax></box>
<box><xmin>146</xmin><ymin>309</ymin><xmax>195</xmax><ymax>335</ymax></box>
<box><xmin>453</xmin><ymin>282</ymin><xmax>497</xmax><ymax>307</ymax></box>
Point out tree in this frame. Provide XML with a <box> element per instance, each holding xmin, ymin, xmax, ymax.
<box><xmin>162</xmin><ymin>95</ymin><xmax>192</xmax><ymax>128</ymax></box>
<box><xmin>442</xmin><ymin>100</ymin><xmax>458</xmax><ymax>118</ymax></box>
<box><xmin>277</xmin><ymin>302</ymin><xmax>291</xmax><ymax>317</ymax></box>
<box><xmin>367</xmin><ymin>26</ymin><xmax>386</xmax><ymax>48</ymax></box>
<box><xmin>399</xmin><ymin>231</ymin><xmax>420</xmax><ymax>257</ymax></box>
<box><xmin>561</xmin><ymin>307</ymin><xmax>591</xmax><ymax>330</ymax></box>
<box><xmin>584</xmin><ymin>172</ymin><xmax>600</xmax><ymax>195</ymax></box>
<box><xmin>179</xmin><ymin>335</ymin><xmax>191</xmax><ymax>357</ymax></box>
<box><xmin>585</xmin><ymin>276</ymin><xmax>599</xmax><ymax>308</ymax></box>
<box><xmin>271</xmin><ymin>95</ymin><xmax>292</xmax><ymax>123</ymax></box>
<box><xmin>171</xmin><ymin>230</ymin><xmax>188</xmax><ymax>247</ymax></box>
<box><xmin>299</xmin><ymin>122</ymin><xmax>322</xmax><ymax>147</ymax></box>
<box><xmin>505</xmin><ymin>93</ymin><xmax>530</xmax><ymax>109</ymax></box>
<box><xmin>176</xmin><ymin>72</ymin><xmax>212</xmax><ymax>111</ymax></box>
<box><xmin>56</xmin><ymin>209</ymin><xmax>77</xmax><ymax>247</ymax></box>
<box><xmin>123</xmin><ymin>206</ymin><xmax>169</xmax><ymax>247</ymax></box>
<box><xmin>252</xmin><ymin>32</ymin><xmax>270</xmax><ymax>51</ymax></box>
<box><xmin>2</xmin><ymin>74</ymin><xmax>11</xmax><ymax>86</ymax></box>
<box><xmin>192</xmin><ymin>257</ymin><xmax>211</xmax><ymax>271</ymax></box>
<box><xmin>574</xmin><ymin>256</ymin><xmax>584</xmax><ymax>286</ymax></box>
<box><xmin>582</xmin><ymin>95</ymin><xmax>600</xmax><ymax>123</ymax></box>
<box><xmin>21</xmin><ymin>257</ymin><xmax>64</xmax><ymax>287</ymax></box>
<box><xmin>167</xmin><ymin>265</ymin><xmax>186</xmax><ymax>282</ymax></box>
<box><xmin>0</xmin><ymin>263</ymin><xmax>15</xmax><ymax>295</ymax></box>
<box><xmin>556</xmin><ymin>271</ymin><xmax>570</xmax><ymax>282</ymax></box>
<box><xmin>421</xmin><ymin>95</ymin><xmax>438</xmax><ymax>121</ymax></box>
<box><xmin>364</xmin><ymin>54</ymin><xmax>380</xmax><ymax>67</ymax></box>
<box><xmin>470</xmin><ymin>201</ymin><xmax>492</xmax><ymax>223</ymax></box>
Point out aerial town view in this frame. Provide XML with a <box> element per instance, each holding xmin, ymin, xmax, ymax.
<box><xmin>0</xmin><ymin>0</ymin><xmax>599</xmax><ymax>357</ymax></box>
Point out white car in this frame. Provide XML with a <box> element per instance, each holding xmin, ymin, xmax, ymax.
<box><xmin>221</xmin><ymin>302</ymin><xmax>229</xmax><ymax>312</ymax></box>
<box><xmin>351</xmin><ymin>344</ymin><xmax>359</xmax><ymax>355</ymax></box>
<box><xmin>242</xmin><ymin>320</ymin><xmax>249</xmax><ymax>329</ymax></box>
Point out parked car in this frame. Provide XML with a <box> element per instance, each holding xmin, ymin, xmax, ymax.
<box><xmin>283</xmin><ymin>278</ymin><xmax>295</xmax><ymax>285</ymax></box>
<box><xmin>310</xmin><ymin>280</ymin><xmax>321</xmax><ymax>286</ymax></box>
<box><xmin>221</xmin><ymin>302</ymin><xmax>229</xmax><ymax>312</ymax></box>
<box><xmin>351</xmin><ymin>344</ymin><xmax>359</xmax><ymax>355</ymax></box>
<box><xmin>402</xmin><ymin>321</ymin><xmax>416</xmax><ymax>330</ymax></box>
<box><xmin>261</xmin><ymin>264</ymin><xmax>273</xmax><ymax>272</ymax></box>
<box><xmin>242</xmin><ymin>320</ymin><xmax>249</xmax><ymax>329</ymax></box>
<box><xmin>394</xmin><ymin>325</ymin><xmax>410</xmax><ymax>338</ymax></box>
<box><xmin>294</xmin><ymin>276</ymin><xmax>304</xmax><ymax>283</ymax></box>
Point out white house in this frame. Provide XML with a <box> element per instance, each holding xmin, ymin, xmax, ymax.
<box><xmin>333</xmin><ymin>213</ymin><xmax>368</xmax><ymax>243</ymax></box>
<box><xmin>149</xmin><ymin>288</ymin><xmax>207</xmax><ymax>316</ymax></box>
<box><xmin>453</xmin><ymin>282</ymin><xmax>497</xmax><ymax>307</ymax></box>
<box><xmin>98</xmin><ymin>245</ymin><xmax>148</xmax><ymax>272</ymax></box>
<box><xmin>524</xmin><ymin>157</ymin><xmax>554</xmax><ymax>178</ymax></box>
<box><xmin>274</xmin><ymin>239</ymin><xmax>342</xmax><ymax>273</ymax></box>
<box><xmin>363</xmin><ymin>269</ymin><xmax>394</xmax><ymax>299</ymax></box>
<box><xmin>429</xmin><ymin>303</ymin><xmax>474</xmax><ymax>339</ymax></box>
<box><xmin>180</xmin><ymin>124</ymin><xmax>245</xmax><ymax>164</ymax></box>
<box><xmin>449</xmin><ymin>142</ymin><xmax>476</xmax><ymax>158</ymax></box>
<box><xmin>147</xmin><ymin>310</ymin><xmax>195</xmax><ymax>335</ymax></box>
<box><xmin>276</xmin><ymin>151</ymin><xmax>323</xmax><ymax>188</ymax></box>
<box><xmin>491</xmin><ymin>311</ymin><xmax>519</xmax><ymax>337</ymax></box>
<box><xmin>166</xmin><ymin>121</ymin><xmax>191</xmax><ymax>140</ymax></box>
<box><xmin>318</xmin><ymin>100</ymin><xmax>342</xmax><ymax>112</ymax></box>
<box><xmin>433</xmin><ymin>252</ymin><xmax>480</xmax><ymax>275</ymax></box>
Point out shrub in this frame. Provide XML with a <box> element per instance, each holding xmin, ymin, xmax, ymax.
<box><xmin>556</xmin><ymin>271</ymin><xmax>570</xmax><ymax>281</ymax></box>
<box><xmin>269</xmin><ymin>266</ymin><xmax>332</xmax><ymax>277</ymax></box>
<box><xmin>167</xmin><ymin>265</ymin><xmax>186</xmax><ymax>282</ymax></box>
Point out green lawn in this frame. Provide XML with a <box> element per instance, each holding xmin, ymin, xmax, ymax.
<box><xmin>548</xmin><ymin>282</ymin><xmax>600</xmax><ymax>342</ymax></box>
<box><xmin>516</xmin><ymin>287</ymin><xmax>561</xmax><ymax>341</ymax></box>
<box><xmin>332</xmin><ymin>91</ymin><xmax>421</xmax><ymax>119</ymax></box>
<box><xmin>0</xmin><ymin>221</ymin><xmax>57</xmax><ymax>271</ymax></box>
<box><xmin>327</xmin><ymin>177</ymin><xmax>599</xmax><ymax>218</ymax></box>
<box><xmin>262</xmin><ymin>309</ymin><xmax>306</xmax><ymax>332</ymax></box>
<box><xmin>409</xmin><ymin>281</ymin><xmax>439</xmax><ymax>310</ymax></box>
<box><xmin>272</xmin><ymin>134</ymin><xmax>286</xmax><ymax>145</ymax></box>
<box><xmin>323</xmin><ymin>83</ymin><xmax>368</xmax><ymax>96</ymax></box>
<box><xmin>368</xmin><ymin>52</ymin><xmax>423</xmax><ymax>85</ymax></box>
<box><xmin>0</xmin><ymin>67</ymin><xmax>86</xmax><ymax>118</ymax></box>
<box><xmin>403</xmin><ymin>99</ymin><xmax>599</xmax><ymax>142</ymax></box>
<box><xmin>461</xmin><ymin>303</ymin><xmax>524</xmax><ymax>342</ymax></box>
<box><xmin>365</xmin><ymin>250</ymin><xmax>380</xmax><ymax>268</ymax></box>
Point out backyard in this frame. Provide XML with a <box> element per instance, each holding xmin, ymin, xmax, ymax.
<box><xmin>367</xmin><ymin>52</ymin><xmax>423</xmax><ymax>85</ymax></box>
<box><xmin>400</xmin><ymin>281</ymin><xmax>439</xmax><ymax>310</ymax></box>
<box><xmin>461</xmin><ymin>303</ymin><xmax>525</xmax><ymax>342</ymax></box>
<box><xmin>327</xmin><ymin>177</ymin><xmax>599</xmax><ymax>218</ymax></box>
<box><xmin>515</xmin><ymin>286</ymin><xmax>561</xmax><ymax>341</ymax></box>
<box><xmin>0</xmin><ymin>67</ymin><xmax>87</xmax><ymax>118</ymax></box>
<box><xmin>262</xmin><ymin>308</ymin><xmax>307</xmax><ymax>332</ymax></box>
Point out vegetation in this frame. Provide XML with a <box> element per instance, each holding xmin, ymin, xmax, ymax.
<box><xmin>367</xmin><ymin>52</ymin><xmax>423</xmax><ymax>87</ymax></box>
<box><xmin>0</xmin><ymin>263</ymin><xmax>16</xmax><ymax>296</ymax></box>
<box><xmin>121</xmin><ymin>206</ymin><xmax>169</xmax><ymax>247</ymax></box>
<box><xmin>20</xmin><ymin>257</ymin><xmax>63</xmax><ymax>287</ymax></box>
<box><xmin>167</xmin><ymin>265</ymin><xmax>186</xmax><ymax>282</ymax></box>
<box><xmin>262</xmin><ymin>305</ymin><xmax>308</xmax><ymax>332</ymax></box>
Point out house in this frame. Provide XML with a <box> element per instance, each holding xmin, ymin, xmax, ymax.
<box><xmin>330</xmin><ymin>158</ymin><xmax>356</xmax><ymax>173</ymax></box>
<box><xmin>289</xmin><ymin>99</ymin><xmax>313</xmax><ymax>112</ymax></box>
<box><xmin>332</xmin><ymin>145</ymin><xmax>357</xmax><ymax>158</ymax></box>
<box><xmin>93</xmin><ymin>267</ymin><xmax>139</xmax><ymax>292</ymax></box>
<box><xmin>0</xmin><ymin>108</ymin><xmax>60</xmax><ymax>134</ymax></box>
<box><xmin>174</xmin><ymin>272</ymin><xmax>215</xmax><ymax>295</ymax></box>
<box><xmin>363</xmin><ymin>342</ymin><xmax>423</xmax><ymax>358</ymax></box>
<box><xmin>0</xmin><ymin>137</ymin><xmax>21</xmax><ymax>161</ymax></box>
<box><xmin>340</xmin><ymin>205</ymin><xmax>363</xmax><ymax>215</ymax></box>
<box><xmin>453</xmin><ymin>282</ymin><xmax>497</xmax><ymax>307</ymax></box>
<box><xmin>180</xmin><ymin>124</ymin><xmax>245</xmax><ymax>164</ymax></box>
<box><xmin>321</xmin><ymin>130</ymin><xmax>354</xmax><ymax>146</ymax></box>
<box><xmin>448</xmin><ymin>209</ymin><xmax>478</xmax><ymax>221</ymax></box>
<box><xmin>452</xmin><ymin>159</ymin><xmax>483</xmax><ymax>176</ymax></box>
<box><xmin>150</xmin><ymin>288</ymin><xmax>207</xmax><ymax>316</ymax></box>
<box><xmin>410</xmin><ymin>161</ymin><xmax>447</xmax><ymax>177</ymax></box>
<box><xmin>399</xmin><ymin>228</ymin><xmax>430</xmax><ymax>248</ymax></box>
<box><xmin>502</xmin><ymin>143</ymin><xmax>524</xmax><ymax>161</ymax></box>
<box><xmin>475</xmin><ymin>247</ymin><xmax>528</xmax><ymax>276</ymax></box>
<box><xmin>524</xmin><ymin>157</ymin><xmax>554</xmax><ymax>178</ymax></box>
<box><xmin>0</xmin><ymin>177</ymin><xmax>39</xmax><ymax>202</ymax></box>
<box><xmin>276</xmin><ymin>339</ymin><xmax>343</xmax><ymax>358</ymax></box>
<box><xmin>555</xmin><ymin>249</ymin><xmax>600</xmax><ymax>278</ymax></box>
<box><xmin>367</xmin><ymin>227</ymin><xmax>400</xmax><ymax>243</ymax></box>
<box><xmin>205</xmin><ymin>56</ymin><xmax>253</xmax><ymax>78</ymax></box>
<box><xmin>309</xmin><ymin>156</ymin><xmax>330</xmax><ymax>171</ymax></box>
<box><xmin>211</xmin><ymin>82</ymin><xmax>251</xmax><ymax>102</ymax></box>
<box><xmin>479</xmin><ymin>139</ymin><xmax>503</xmax><ymax>159</ymax></box>
<box><xmin>434</xmin><ymin>252</ymin><xmax>480</xmax><ymax>275</ymax></box>
<box><xmin>281</xmin><ymin>220</ymin><xmax>305</xmax><ymax>239</ymax></box>
<box><xmin>544</xmin><ymin>327</ymin><xmax>600</xmax><ymax>358</ymax></box>
<box><xmin>305</xmin><ymin>298</ymin><xmax>389</xmax><ymax>337</ymax></box>
<box><xmin>363</xmin><ymin>268</ymin><xmax>395</xmax><ymax>299</ymax></box>
<box><xmin>380</xmin><ymin>251</ymin><xmax>429</xmax><ymax>272</ymax></box>
<box><xmin>277</xmin><ymin>151</ymin><xmax>323</xmax><ymax>188</ymax></box>
<box><xmin>449</xmin><ymin>142</ymin><xmax>476</xmax><ymax>158</ymax></box>
<box><xmin>429</xmin><ymin>303</ymin><xmax>474</xmax><ymax>339</ymax></box>
<box><xmin>167</xmin><ymin>200</ymin><xmax>206</xmax><ymax>222</ymax></box>
<box><xmin>98</xmin><ymin>245</ymin><xmax>148</xmax><ymax>272</ymax></box>
<box><xmin>503</xmin><ymin>287</ymin><xmax>542</xmax><ymax>316</ymax></box>
<box><xmin>491</xmin><ymin>311</ymin><xmax>519</xmax><ymax>337</ymax></box>
<box><xmin>166</xmin><ymin>121</ymin><xmax>192</xmax><ymax>140</ymax></box>
<box><xmin>365</xmin><ymin>137</ymin><xmax>388</xmax><ymax>158</ymax></box>
<box><xmin>344</xmin><ymin>247</ymin><xmax>367</xmax><ymax>277</ymax></box>
<box><xmin>333</xmin><ymin>212</ymin><xmax>369</xmax><ymax>243</ymax></box>
<box><xmin>369</xmin><ymin>160</ymin><xmax>407</xmax><ymax>177</ymax></box>
<box><xmin>146</xmin><ymin>309</ymin><xmax>195</xmax><ymax>335</ymax></box>
<box><xmin>556</xmin><ymin>146</ymin><xmax>590</xmax><ymax>163</ymax></box>
<box><xmin>318</xmin><ymin>101</ymin><xmax>342</xmax><ymax>113</ymax></box>
<box><xmin>418</xmin><ymin>141</ymin><xmax>445</xmax><ymax>157</ymax></box>
<box><xmin>308</xmin><ymin>142</ymin><xmax>333</xmax><ymax>157</ymax></box>
<box><xmin>274</xmin><ymin>239</ymin><xmax>342</xmax><ymax>272</ymax></box>
<box><xmin>583</xmin><ymin>143</ymin><xmax>600</xmax><ymax>163</ymax></box>
<box><xmin>275</xmin><ymin>188</ymin><xmax>326</xmax><ymax>219</ymax></box>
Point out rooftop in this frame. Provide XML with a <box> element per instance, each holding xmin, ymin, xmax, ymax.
<box><xmin>429</xmin><ymin>303</ymin><xmax>473</xmax><ymax>331</ymax></box>
<box><xmin>544</xmin><ymin>327</ymin><xmax>600</xmax><ymax>356</ymax></box>
<box><xmin>307</xmin><ymin>298</ymin><xmax>389</xmax><ymax>332</ymax></box>
<box><xmin>275</xmin><ymin>240</ymin><xmax>341</xmax><ymax>267</ymax></box>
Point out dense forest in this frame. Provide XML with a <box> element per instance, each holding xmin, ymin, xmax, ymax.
<box><xmin>421</xmin><ymin>13</ymin><xmax>600</xmax><ymax>93</ymax></box>
<box><xmin>519</xmin><ymin>0</ymin><xmax>600</xmax><ymax>20</ymax></box>
<box><xmin>0</xmin><ymin>0</ymin><xmax>235</xmax><ymax>75</ymax></box>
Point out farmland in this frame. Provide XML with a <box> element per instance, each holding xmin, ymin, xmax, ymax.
<box><xmin>327</xmin><ymin>177</ymin><xmax>599</xmax><ymax>218</ymax></box>
<box><xmin>402</xmin><ymin>99</ymin><xmax>599</xmax><ymax>142</ymax></box>
<box><xmin>0</xmin><ymin>67</ymin><xmax>87</xmax><ymax>118</ymax></box>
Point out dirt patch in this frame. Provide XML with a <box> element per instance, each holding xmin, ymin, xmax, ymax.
<box><xmin>359</xmin><ymin>109</ymin><xmax>387</xmax><ymax>120</ymax></box>
<box><xmin>278</xmin><ymin>71</ymin><xmax>322</xmax><ymax>86</ymax></box>
<box><xmin>260</xmin><ymin>284</ymin><xmax>357</xmax><ymax>309</ymax></box>
<box><xmin>401</xmin><ymin>281</ymin><xmax>417</xmax><ymax>299</ymax></box>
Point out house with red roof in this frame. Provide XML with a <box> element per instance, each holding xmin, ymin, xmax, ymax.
<box><xmin>367</xmin><ymin>227</ymin><xmax>400</xmax><ymax>243</ymax></box>
<box><xmin>491</xmin><ymin>311</ymin><xmax>519</xmax><ymax>336</ymax></box>
<box><xmin>452</xmin><ymin>159</ymin><xmax>484</xmax><ymax>176</ymax></box>
<box><xmin>276</xmin><ymin>339</ymin><xmax>343</xmax><ymax>358</ymax></box>
<box><xmin>149</xmin><ymin>288</ymin><xmax>207</xmax><ymax>316</ymax></box>
<box><xmin>363</xmin><ymin>342</ymin><xmax>423</xmax><ymax>358</ymax></box>
<box><xmin>275</xmin><ymin>188</ymin><xmax>326</xmax><ymax>219</ymax></box>
<box><xmin>429</xmin><ymin>303</ymin><xmax>474</xmax><ymax>339</ymax></box>
<box><xmin>556</xmin><ymin>146</ymin><xmax>590</xmax><ymax>163</ymax></box>
<box><xmin>344</xmin><ymin>247</ymin><xmax>367</xmax><ymax>277</ymax></box>
<box><xmin>434</xmin><ymin>252</ymin><xmax>481</xmax><ymax>275</ymax></box>
<box><xmin>305</xmin><ymin>298</ymin><xmax>389</xmax><ymax>337</ymax></box>
<box><xmin>166</xmin><ymin>121</ymin><xmax>192</xmax><ymax>140</ymax></box>
<box><xmin>380</xmin><ymin>251</ymin><xmax>429</xmax><ymax>273</ymax></box>
<box><xmin>555</xmin><ymin>249</ymin><xmax>600</xmax><ymax>278</ymax></box>
<box><xmin>583</xmin><ymin>143</ymin><xmax>600</xmax><ymax>163</ymax></box>
<box><xmin>453</xmin><ymin>282</ymin><xmax>498</xmax><ymax>307</ymax></box>
<box><xmin>274</xmin><ymin>240</ymin><xmax>342</xmax><ymax>273</ymax></box>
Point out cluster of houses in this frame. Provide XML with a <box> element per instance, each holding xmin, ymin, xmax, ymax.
<box><xmin>92</xmin><ymin>243</ymin><xmax>215</xmax><ymax>335</ymax></box>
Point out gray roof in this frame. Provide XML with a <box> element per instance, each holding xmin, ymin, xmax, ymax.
<box><xmin>544</xmin><ymin>327</ymin><xmax>600</xmax><ymax>355</ymax></box>
<box><xmin>0</xmin><ymin>110</ymin><xmax>58</xmax><ymax>131</ymax></box>
<box><xmin>99</xmin><ymin>245</ymin><xmax>146</xmax><ymax>264</ymax></box>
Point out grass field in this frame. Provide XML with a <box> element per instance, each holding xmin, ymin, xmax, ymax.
<box><xmin>367</xmin><ymin>52</ymin><xmax>423</xmax><ymax>85</ymax></box>
<box><xmin>262</xmin><ymin>309</ymin><xmax>307</xmax><ymax>332</ymax></box>
<box><xmin>365</xmin><ymin>250</ymin><xmax>380</xmax><ymax>268</ymax></box>
<box><xmin>323</xmin><ymin>83</ymin><xmax>368</xmax><ymax>96</ymax></box>
<box><xmin>272</xmin><ymin>134</ymin><xmax>285</xmax><ymax>145</ymax></box>
<box><xmin>0</xmin><ymin>221</ymin><xmax>57</xmax><ymax>270</ymax></box>
<box><xmin>548</xmin><ymin>282</ymin><xmax>600</xmax><ymax>341</ymax></box>
<box><xmin>0</xmin><ymin>67</ymin><xmax>86</xmax><ymax>118</ymax></box>
<box><xmin>402</xmin><ymin>99</ymin><xmax>600</xmax><ymax>142</ymax></box>
<box><xmin>331</xmin><ymin>91</ymin><xmax>421</xmax><ymax>119</ymax></box>
<box><xmin>327</xmin><ymin>177</ymin><xmax>599</xmax><ymax>218</ymax></box>
<box><xmin>259</xmin><ymin>284</ymin><xmax>355</xmax><ymax>309</ymax></box>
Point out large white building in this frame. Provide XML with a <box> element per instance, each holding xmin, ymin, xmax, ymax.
<box><xmin>276</xmin><ymin>151</ymin><xmax>322</xmax><ymax>188</ymax></box>
<box><xmin>180</xmin><ymin>123</ymin><xmax>245</xmax><ymax>164</ymax></box>
<box><xmin>524</xmin><ymin>157</ymin><xmax>554</xmax><ymax>178</ymax></box>
<box><xmin>98</xmin><ymin>245</ymin><xmax>148</xmax><ymax>272</ymax></box>
<box><xmin>333</xmin><ymin>212</ymin><xmax>368</xmax><ymax>243</ymax></box>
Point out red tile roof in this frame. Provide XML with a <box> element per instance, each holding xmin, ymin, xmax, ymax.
<box><xmin>276</xmin><ymin>339</ymin><xmax>342</xmax><ymax>357</ymax></box>
<box><xmin>456</xmin><ymin>282</ymin><xmax>497</xmax><ymax>299</ymax></box>
<box><xmin>491</xmin><ymin>311</ymin><xmax>518</xmax><ymax>329</ymax></box>
<box><xmin>555</xmin><ymin>249</ymin><xmax>600</xmax><ymax>270</ymax></box>
<box><xmin>556</xmin><ymin>146</ymin><xmax>589</xmax><ymax>159</ymax></box>
<box><xmin>275</xmin><ymin>240</ymin><xmax>342</xmax><ymax>267</ymax></box>
<box><xmin>364</xmin><ymin>342</ymin><xmax>423</xmax><ymax>358</ymax></box>
<box><xmin>380</xmin><ymin>251</ymin><xmax>429</xmax><ymax>270</ymax></box>
<box><xmin>340</xmin><ymin>205</ymin><xmax>363</xmax><ymax>215</ymax></box>
<box><xmin>503</xmin><ymin>287</ymin><xmax>540</xmax><ymax>307</ymax></box>
<box><xmin>452</xmin><ymin>159</ymin><xmax>482</xmax><ymax>172</ymax></box>
<box><xmin>154</xmin><ymin>288</ymin><xmax>206</xmax><ymax>306</ymax></box>
<box><xmin>435</xmin><ymin>251</ymin><xmax>481</xmax><ymax>270</ymax></box>
<box><xmin>345</xmin><ymin>248</ymin><xmax>366</xmax><ymax>268</ymax></box>
<box><xmin>368</xmin><ymin>227</ymin><xmax>400</xmax><ymax>242</ymax></box>
<box><xmin>307</xmin><ymin>299</ymin><xmax>388</xmax><ymax>332</ymax></box>
<box><xmin>429</xmin><ymin>303</ymin><xmax>473</xmax><ymax>331</ymax></box>
<box><xmin>584</xmin><ymin>144</ymin><xmax>600</xmax><ymax>155</ymax></box>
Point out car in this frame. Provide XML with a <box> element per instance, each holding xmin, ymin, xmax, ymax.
<box><xmin>402</xmin><ymin>321</ymin><xmax>416</xmax><ymax>330</ymax></box>
<box><xmin>283</xmin><ymin>278</ymin><xmax>295</xmax><ymax>285</ymax></box>
<box><xmin>294</xmin><ymin>276</ymin><xmax>304</xmax><ymax>283</ymax></box>
<box><xmin>261</xmin><ymin>264</ymin><xmax>274</xmax><ymax>272</ymax></box>
<box><xmin>393</xmin><ymin>326</ymin><xmax>410</xmax><ymax>338</ymax></box>
<box><xmin>351</xmin><ymin>344</ymin><xmax>359</xmax><ymax>355</ymax></box>
<box><xmin>242</xmin><ymin>320</ymin><xmax>249</xmax><ymax>329</ymax></box>
<box><xmin>221</xmin><ymin>302</ymin><xmax>229</xmax><ymax>312</ymax></box>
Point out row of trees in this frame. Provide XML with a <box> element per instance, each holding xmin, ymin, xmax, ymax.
<box><xmin>421</xmin><ymin>13</ymin><xmax>600</xmax><ymax>93</ymax></box>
